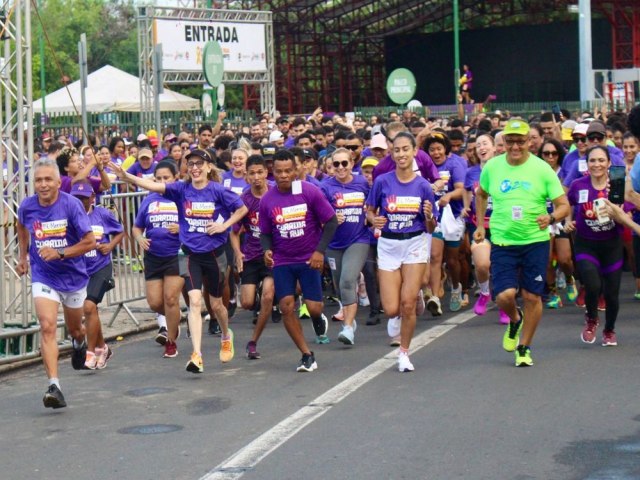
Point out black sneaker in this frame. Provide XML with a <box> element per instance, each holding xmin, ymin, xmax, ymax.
<box><xmin>311</xmin><ymin>314</ymin><xmax>328</xmax><ymax>337</ymax></box>
<box><xmin>71</xmin><ymin>340</ymin><xmax>87</xmax><ymax>370</ymax></box>
<box><xmin>366</xmin><ymin>310</ymin><xmax>382</xmax><ymax>326</ymax></box>
<box><xmin>227</xmin><ymin>301</ymin><xmax>237</xmax><ymax>319</ymax></box>
<box><xmin>208</xmin><ymin>319</ymin><xmax>222</xmax><ymax>335</ymax></box>
<box><xmin>155</xmin><ymin>326</ymin><xmax>168</xmax><ymax>346</ymax></box>
<box><xmin>271</xmin><ymin>305</ymin><xmax>281</xmax><ymax>323</ymax></box>
<box><xmin>43</xmin><ymin>384</ymin><xmax>67</xmax><ymax>409</ymax></box>
<box><xmin>296</xmin><ymin>352</ymin><xmax>317</xmax><ymax>372</ymax></box>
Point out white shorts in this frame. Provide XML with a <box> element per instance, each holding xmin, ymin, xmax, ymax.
<box><xmin>377</xmin><ymin>233</ymin><xmax>431</xmax><ymax>271</ymax></box>
<box><xmin>32</xmin><ymin>282</ymin><xmax>87</xmax><ymax>309</ymax></box>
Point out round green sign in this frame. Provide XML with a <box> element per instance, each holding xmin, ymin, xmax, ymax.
<box><xmin>203</xmin><ymin>41</ymin><xmax>224</xmax><ymax>87</ymax></box>
<box><xmin>386</xmin><ymin>68</ymin><xmax>417</xmax><ymax>105</ymax></box>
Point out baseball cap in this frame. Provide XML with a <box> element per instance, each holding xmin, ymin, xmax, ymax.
<box><xmin>561</xmin><ymin>120</ymin><xmax>577</xmax><ymax>141</ymax></box>
<box><xmin>136</xmin><ymin>133</ymin><xmax>148</xmax><ymax>142</ymax></box>
<box><xmin>587</xmin><ymin>121</ymin><xmax>606</xmax><ymax>136</ymax></box>
<box><xmin>370</xmin><ymin>134</ymin><xmax>387</xmax><ymax>150</ymax></box>
<box><xmin>572</xmin><ymin>123</ymin><xmax>588</xmax><ymax>137</ymax></box>
<box><xmin>149</xmin><ymin>137</ymin><xmax>159</xmax><ymax>147</ymax></box>
<box><xmin>186</xmin><ymin>149</ymin><xmax>214</xmax><ymax>163</ymax></box>
<box><xmin>138</xmin><ymin>148</ymin><xmax>153</xmax><ymax>159</ymax></box>
<box><xmin>42</xmin><ymin>132</ymin><xmax>52</xmax><ymax>140</ymax></box>
<box><xmin>70</xmin><ymin>181</ymin><xmax>93</xmax><ymax>198</ymax></box>
<box><xmin>164</xmin><ymin>133</ymin><xmax>177</xmax><ymax>143</ymax></box>
<box><xmin>361</xmin><ymin>157</ymin><xmax>379</xmax><ymax>168</ymax></box>
<box><xmin>503</xmin><ymin>119</ymin><xmax>530</xmax><ymax>136</ymax></box>
<box><xmin>303</xmin><ymin>148</ymin><xmax>317</xmax><ymax>160</ymax></box>
<box><xmin>261</xmin><ymin>144</ymin><xmax>277</xmax><ymax>159</ymax></box>
<box><xmin>269</xmin><ymin>131</ymin><xmax>284</xmax><ymax>142</ymax></box>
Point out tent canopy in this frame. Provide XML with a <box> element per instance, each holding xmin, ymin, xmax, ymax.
<box><xmin>33</xmin><ymin>65</ymin><xmax>199</xmax><ymax>114</ymax></box>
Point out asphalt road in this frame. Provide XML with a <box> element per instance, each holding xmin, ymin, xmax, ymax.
<box><xmin>2</xmin><ymin>277</ymin><xmax>640</xmax><ymax>480</ymax></box>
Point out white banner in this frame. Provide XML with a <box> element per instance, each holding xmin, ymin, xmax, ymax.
<box><xmin>154</xmin><ymin>19</ymin><xmax>267</xmax><ymax>73</ymax></box>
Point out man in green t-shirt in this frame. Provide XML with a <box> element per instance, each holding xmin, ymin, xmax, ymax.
<box><xmin>474</xmin><ymin>119</ymin><xmax>570</xmax><ymax>367</ymax></box>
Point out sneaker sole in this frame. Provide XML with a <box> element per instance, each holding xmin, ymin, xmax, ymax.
<box><xmin>155</xmin><ymin>334</ymin><xmax>168</xmax><ymax>346</ymax></box>
<box><xmin>247</xmin><ymin>353</ymin><xmax>261</xmax><ymax>359</ymax></box>
<box><xmin>296</xmin><ymin>361</ymin><xmax>318</xmax><ymax>372</ymax></box>
<box><xmin>338</xmin><ymin>333</ymin><xmax>354</xmax><ymax>345</ymax></box>
<box><xmin>426</xmin><ymin>301</ymin><xmax>442</xmax><ymax>316</ymax></box>
<box><xmin>163</xmin><ymin>352</ymin><xmax>178</xmax><ymax>358</ymax></box>
<box><xmin>602</xmin><ymin>342</ymin><xmax>617</xmax><ymax>347</ymax></box>
<box><xmin>581</xmin><ymin>336</ymin><xmax>596</xmax><ymax>344</ymax></box>
<box><xmin>43</xmin><ymin>394</ymin><xmax>66</xmax><ymax>409</ymax></box>
<box><xmin>515</xmin><ymin>361</ymin><xmax>534</xmax><ymax>367</ymax></box>
<box><xmin>186</xmin><ymin>362</ymin><xmax>203</xmax><ymax>373</ymax></box>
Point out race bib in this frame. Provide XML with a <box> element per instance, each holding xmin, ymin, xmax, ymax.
<box><xmin>578</xmin><ymin>189</ymin><xmax>589</xmax><ymax>204</ymax></box>
<box><xmin>512</xmin><ymin>206</ymin><xmax>523</xmax><ymax>221</ymax></box>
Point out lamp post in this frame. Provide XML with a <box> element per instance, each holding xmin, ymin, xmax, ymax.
<box><xmin>453</xmin><ymin>0</ymin><xmax>460</xmax><ymax>105</ymax></box>
<box><xmin>578</xmin><ymin>0</ymin><xmax>594</xmax><ymax>105</ymax></box>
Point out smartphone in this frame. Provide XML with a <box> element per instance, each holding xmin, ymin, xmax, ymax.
<box><xmin>593</xmin><ymin>198</ymin><xmax>610</xmax><ymax>223</ymax></box>
<box><xmin>608</xmin><ymin>165</ymin><xmax>626</xmax><ymax>204</ymax></box>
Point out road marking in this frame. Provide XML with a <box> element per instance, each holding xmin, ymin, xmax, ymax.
<box><xmin>200</xmin><ymin>310</ymin><xmax>478</xmax><ymax>480</ymax></box>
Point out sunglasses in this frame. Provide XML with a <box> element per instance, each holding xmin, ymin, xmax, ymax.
<box><xmin>332</xmin><ymin>160</ymin><xmax>350</xmax><ymax>168</ymax></box>
<box><xmin>504</xmin><ymin>138</ymin><xmax>528</xmax><ymax>146</ymax></box>
<box><xmin>573</xmin><ymin>136</ymin><xmax>587</xmax><ymax>143</ymax></box>
<box><xmin>542</xmin><ymin>150</ymin><xmax>559</xmax><ymax>157</ymax></box>
<box><xmin>587</xmin><ymin>133</ymin><xmax>605</xmax><ymax>142</ymax></box>
<box><xmin>187</xmin><ymin>160</ymin><xmax>205</xmax><ymax>169</ymax></box>
<box><xmin>344</xmin><ymin>145</ymin><xmax>360</xmax><ymax>151</ymax></box>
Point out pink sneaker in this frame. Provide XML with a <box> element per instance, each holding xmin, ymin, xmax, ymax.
<box><xmin>331</xmin><ymin>308</ymin><xmax>344</xmax><ymax>322</ymax></box>
<box><xmin>498</xmin><ymin>310</ymin><xmax>510</xmax><ymax>325</ymax></box>
<box><xmin>602</xmin><ymin>329</ymin><xmax>617</xmax><ymax>346</ymax></box>
<box><xmin>581</xmin><ymin>316</ymin><xmax>598</xmax><ymax>344</ymax></box>
<box><xmin>473</xmin><ymin>293</ymin><xmax>490</xmax><ymax>316</ymax></box>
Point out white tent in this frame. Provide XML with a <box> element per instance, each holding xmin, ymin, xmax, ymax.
<box><xmin>33</xmin><ymin>65</ymin><xmax>199</xmax><ymax>114</ymax></box>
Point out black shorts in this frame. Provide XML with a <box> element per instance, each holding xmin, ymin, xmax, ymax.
<box><xmin>86</xmin><ymin>263</ymin><xmax>113</xmax><ymax>305</ymax></box>
<box><xmin>241</xmin><ymin>259</ymin><xmax>272</xmax><ymax>285</ymax></box>
<box><xmin>144</xmin><ymin>252</ymin><xmax>180</xmax><ymax>281</ymax></box>
<box><xmin>225</xmin><ymin>242</ymin><xmax>235</xmax><ymax>271</ymax></box>
<box><xmin>184</xmin><ymin>246</ymin><xmax>228</xmax><ymax>297</ymax></box>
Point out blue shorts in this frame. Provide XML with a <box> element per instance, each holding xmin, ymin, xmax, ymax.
<box><xmin>431</xmin><ymin>230</ymin><xmax>462</xmax><ymax>248</ymax></box>
<box><xmin>272</xmin><ymin>263</ymin><xmax>323</xmax><ymax>302</ymax></box>
<box><xmin>490</xmin><ymin>240</ymin><xmax>550</xmax><ymax>297</ymax></box>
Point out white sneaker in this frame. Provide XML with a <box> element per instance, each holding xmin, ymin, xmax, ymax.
<box><xmin>398</xmin><ymin>352</ymin><xmax>415</xmax><ymax>372</ymax></box>
<box><xmin>387</xmin><ymin>316</ymin><xmax>401</xmax><ymax>338</ymax></box>
<box><xmin>416</xmin><ymin>290</ymin><xmax>426</xmax><ymax>316</ymax></box>
<box><xmin>426</xmin><ymin>296</ymin><xmax>443</xmax><ymax>316</ymax></box>
<box><xmin>338</xmin><ymin>325</ymin><xmax>355</xmax><ymax>345</ymax></box>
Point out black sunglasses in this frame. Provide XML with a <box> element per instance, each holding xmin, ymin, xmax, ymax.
<box><xmin>573</xmin><ymin>136</ymin><xmax>587</xmax><ymax>143</ymax></box>
<box><xmin>542</xmin><ymin>150</ymin><xmax>559</xmax><ymax>157</ymax></box>
<box><xmin>332</xmin><ymin>160</ymin><xmax>350</xmax><ymax>168</ymax></box>
<box><xmin>587</xmin><ymin>133</ymin><xmax>605</xmax><ymax>142</ymax></box>
<box><xmin>344</xmin><ymin>145</ymin><xmax>360</xmax><ymax>151</ymax></box>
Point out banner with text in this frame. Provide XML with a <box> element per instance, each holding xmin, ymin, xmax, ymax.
<box><xmin>154</xmin><ymin>19</ymin><xmax>267</xmax><ymax>73</ymax></box>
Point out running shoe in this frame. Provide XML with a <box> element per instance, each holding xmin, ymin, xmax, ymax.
<box><xmin>186</xmin><ymin>352</ymin><xmax>203</xmax><ymax>373</ymax></box>
<box><xmin>299</xmin><ymin>303</ymin><xmax>311</xmax><ymax>319</ymax></box>
<box><xmin>155</xmin><ymin>326</ymin><xmax>168</xmax><ymax>346</ymax></box>
<box><xmin>545</xmin><ymin>294</ymin><xmax>563</xmax><ymax>309</ymax></box>
<box><xmin>366</xmin><ymin>310</ymin><xmax>381</xmax><ymax>325</ymax></box>
<box><xmin>389</xmin><ymin>335</ymin><xmax>401</xmax><ymax>347</ymax></box>
<box><xmin>96</xmin><ymin>345</ymin><xmax>113</xmax><ymax>369</ymax></box>
<box><xmin>398</xmin><ymin>352</ymin><xmax>415</xmax><ymax>372</ymax></box>
<box><xmin>426</xmin><ymin>296</ymin><xmax>443</xmax><ymax>316</ymax></box>
<box><xmin>296</xmin><ymin>351</ymin><xmax>317</xmax><ymax>372</ymax></box>
<box><xmin>246</xmin><ymin>341</ymin><xmax>261</xmax><ymax>359</ymax></box>
<box><xmin>331</xmin><ymin>308</ymin><xmax>345</xmax><ymax>322</ymax></box>
<box><xmin>556</xmin><ymin>271</ymin><xmax>567</xmax><ymax>290</ymax></box>
<box><xmin>358</xmin><ymin>294</ymin><xmax>370</xmax><ymax>307</ymax></box>
<box><xmin>387</xmin><ymin>316</ymin><xmax>401</xmax><ymax>338</ymax></box>
<box><xmin>515</xmin><ymin>345</ymin><xmax>533</xmax><ymax>367</ymax></box>
<box><xmin>450</xmin><ymin>289</ymin><xmax>462</xmax><ymax>312</ymax></box>
<box><xmin>575</xmin><ymin>286</ymin><xmax>586</xmax><ymax>308</ymax></box>
<box><xmin>473</xmin><ymin>293</ymin><xmax>490</xmax><ymax>316</ymax></box>
<box><xmin>71</xmin><ymin>340</ymin><xmax>87</xmax><ymax>370</ymax></box>
<box><xmin>315</xmin><ymin>335</ymin><xmax>330</xmax><ymax>344</ymax></box>
<box><xmin>163</xmin><ymin>341</ymin><xmax>178</xmax><ymax>358</ymax></box>
<box><xmin>220</xmin><ymin>329</ymin><xmax>235</xmax><ymax>363</ymax></box>
<box><xmin>43</xmin><ymin>384</ymin><xmax>67</xmax><ymax>409</ymax></box>
<box><xmin>602</xmin><ymin>330</ymin><xmax>617</xmax><ymax>347</ymax></box>
<box><xmin>566</xmin><ymin>280</ymin><xmax>578</xmax><ymax>302</ymax></box>
<box><xmin>312</xmin><ymin>313</ymin><xmax>328</xmax><ymax>337</ymax></box>
<box><xmin>338</xmin><ymin>321</ymin><xmax>356</xmax><ymax>345</ymax></box>
<box><xmin>597</xmin><ymin>295</ymin><xmax>606</xmax><ymax>312</ymax></box>
<box><xmin>460</xmin><ymin>292</ymin><xmax>470</xmax><ymax>308</ymax></box>
<box><xmin>416</xmin><ymin>290</ymin><xmax>426</xmax><ymax>316</ymax></box>
<box><xmin>208</xmin><ymin>319</ymin><xmax>222</xmax><ymax>335</ymax></box>
<box><xmin>502</xmin><ymin>308</ymin><xmax>523</xmax><ymax>352</ymax></box>
<box><xmin>84</xmin><ymin>351</ymin><xmax>98</xmax><ymax>370</ymax></box>
<box><xmin>271</xmin><ymin>305</ymin><xmax>282</xmax><ymax>323</ymax></box>
<box><xmin>227</xmin><ymin>301</ymin><xmax>237</xmax><ymax>319</ymax></box>
<box><xmin>498</xmin><ymin>310</ymin><xmax>510</xmax><ymax>325</ymax></box>
<box><xmin>581</xmin><ymin>316</ymin><xmax>598</xmax><ymax>344</ymax></box>
<box><xmin>634</xmin><ymin>291</ymin><xmax>640</xmax><ymax>301</ymax></box>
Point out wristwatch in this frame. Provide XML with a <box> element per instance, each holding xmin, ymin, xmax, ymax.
<box><xmin>57</xmin><ymin>248</ymin><xmax>65</xmax><ymax>260</ymax></box>
<box><xmin>549</xmin><ymin>214</ymin><xmax>556</xmax><ymax>224</ymax></box>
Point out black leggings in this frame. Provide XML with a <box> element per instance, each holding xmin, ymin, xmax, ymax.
<box><xmin>575</xmin><ymin>235</ymin><xmax>623</xmax><ymax>331</ymax></box>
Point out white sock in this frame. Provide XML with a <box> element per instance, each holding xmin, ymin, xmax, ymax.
<box><xmin>452</xmin><ymin>283</ymin><xmax>462</xmax><ymax>293</ymax></box>
<box><xmin>479</xmin><ymin>280</ymin><xmax>490</xmax><ymax>295</ymax></box>
<box><xmin>72</xmin><ymin>338</ymin><xmax>85</xmax><ymax>349</ymax></box>
<box><xmin>156</xmin><ymin>314</ymin><xmax>167</xmax><ymax>328</ymax></box>
<box><xmin>49</xmin><ymin>377</ymin><xmax>60</xmax><ymax>389</ymax></box>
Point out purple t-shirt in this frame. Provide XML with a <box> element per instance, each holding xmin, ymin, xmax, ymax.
<box><xmin>259</xmin><ymin>180</ymin><xmax>335</xmax><ymax>266</ymax></box>
<box><xmin>222</xmin><ymin>170</ymin><xmax>249</xmax><ymax>196</ymax></box>
<box><xmin>464</xmin><ymin>165</ymin><xmax>493</xmax><ymax>228</ymax></box>
<box><xmin>366</xmin><ymin>172</ymin><xmax>435</xmax><ymax>234</ymax></box>
<box><xmin>567</xmin><ymin>175</ymin><xmax>622</xmax><ymax>241</ymax></box>
<box><xmin>18</xmin><ymin>192</ymin><xmax>93</xmax><ymax>292</ymax></box>
<box><xmin>236</xmin><ymin>189</ymin><xmax>266</xmax><ymax>262</ymax></box>
<box><xmin>164</xmin><ymin>181</ymin><xmax>245</xmax><ymax>254</ymax></box>
<box><xmin>84</xmin><ymin>206</ymin><xmax>123</xmax><ymax>276</ymax></box>
<box><xmin>321</xmin><ymin>175</ymin><xmax>370</xmax><ymax>250</ymax></box>
<box><xmin>372</xmin><ymin>149</ymin><xmax>439</xmax><ymax>183</ymax></box>
<box><xmin>562</xmin><ymin>146</ymin><xmax>625</xmax><ymax>188</ymax></box>
<box><xmin>127</xmin><ymin>161</ymin><xmax>157</xmax><ymax>179</ymax></box>
<box><xmin>434</xmin><ymin>156</ymin><xmax>467</xmax><ymax>218</ymax></box>
<box><xmin>135</xmin><ymin>193</ymin><xmax>181</xmax><ymax>257</ymax></box>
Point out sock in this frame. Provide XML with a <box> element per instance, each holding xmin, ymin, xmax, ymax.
<box><xmin>452</xmin><ymin>283</ymin><xmax>462</xmax><ymax>293</ymax></box>
<box><xmin>72</xmin><ymin>338</ymin><xmax>85</xmax><ymax>350</ymax></box>
<box><xmin>399</xmin><ymin>347</ymin><xmax>409</xmax><ymax>355</ymax></box>
<box><xmin>156</xmin><ymin>314</ymin><xmax>167</xmax><ymax>329</ymax></box>
<box><xmin>49</xmin><ymin>377</ymin><xmax>61</xmax><ymax>389</ymax></box>
<box><xmin>479</xmin><ymin>280</ymin><xmax>490</xmax><ymax>295</ymax></box>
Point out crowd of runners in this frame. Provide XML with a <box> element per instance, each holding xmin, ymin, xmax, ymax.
<box><xmin>15</xmin><ymin>103</ymin><xmax>640</xmax><ymax>409</ymax></box>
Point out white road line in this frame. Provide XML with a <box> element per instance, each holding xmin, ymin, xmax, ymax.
<box><xmin>200</xmin><ymin>310</ymin><xmax>479</xmax><ymax>480</ymax></box>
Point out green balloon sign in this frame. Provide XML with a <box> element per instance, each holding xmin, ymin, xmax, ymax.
<box><xmin>202</xmin><ymin>41</ymin><xmax>224</xmax><ymax>87</ymax></box>
<box><xmin>386</xmin><ymin>68</ymin><xmax>417</xmax><ymax>105</ymax></box>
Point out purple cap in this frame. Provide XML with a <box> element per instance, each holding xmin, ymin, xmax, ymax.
<box><xmin>70</xmin><ymin>181</ymin><xmax>93</xmax><ymax>198</ymax></box>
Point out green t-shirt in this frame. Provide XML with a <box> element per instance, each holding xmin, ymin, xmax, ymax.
<box><xmin>479</xmin><ymin>153</ymin><xmax>565</xmax><ymax>246</ymax></box>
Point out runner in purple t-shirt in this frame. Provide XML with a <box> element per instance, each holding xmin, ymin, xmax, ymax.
<box><xmin>258</xmin><ymin>149</ymin><xmax>338</xmax><ymax>372</ymax></box>
<box><xmin>320</xmin><ymin>148</ymin><xmax>370</xmax><ymax>346</ymax></box>
<box><xmin>230</xmin><ymin>155</ymin><xmax>275</xmax><ymax>360</ymax></box>
<box><xmin>366</xmin><ymin>132</ymin><xmax>436</xmax><ymax>372</ymax></box>
<box><xmin>222</xmin><ymin>148</ymin><xmax>250</xmax><ymax>195</ymax></box>
<box><xmin>132</xmin><ymin>161</ymin><xmax>184</xmax><ymax>359</ymax></box>
<box><xmin>56</xmin><ymin>146</ymin><xmax>111</xmax><ymax>195</ymax></box>
<box><xmin>17</xmin><ymin>158</ymin><xmax>96</xmax><ymax>409</ymax></box>
<box><xmin>126</xmin><ymin>148</ymin><xmax>157</xmax><ymax>191</ymax></box>
<box><xmin>109</xmin><ymin>149</ymin><xmax>248</xmax><ymax>375</ymax></box>
<box><xmin>71</xmin><ymin>181</ymin><xmax>124</xmax><ymax>370</ymax></box>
